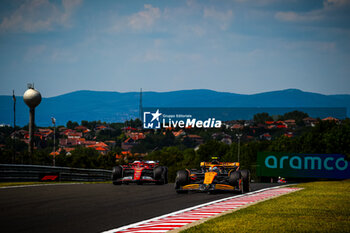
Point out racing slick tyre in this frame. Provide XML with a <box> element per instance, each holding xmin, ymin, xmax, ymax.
<box><xmin>228</xmin><ymin>170</ymin><xmax>241</xmax><ymax>187</ymax></box>
<box><xmin>154</xmin><ymin>166</ymin><xmax>166</xmax><ymax>185</ymax></box>
<box><xmin>240</xmin><ymin>169</ymin><xmax>251</xmax><ymax>193</ymax></box>
<box><xmin>175</xmin><ymin>170</ymin><xmax>189</xmax><ymax>193</ymax></box>
<box><xmin>154</xmin><ymin>166</ymin><xmax>163</xmax><ymax>180</ymax></box>
<box><xmin>162</xmin><ymin>166</ymin><xmax>168</xmax><ymax>184</ymax></box>
<box><xmin>112</xmin><ymin>166</ymin><xmax>123</xmax><ymax>185</ymax></box>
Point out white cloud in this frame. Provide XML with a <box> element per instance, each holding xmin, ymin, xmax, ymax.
<box><xmin>203</xmin><ymin>7</ymin><xmax>233</xmax><ymax>30</ymax></box>
<box><xmin>110</xmin><ymin>3</ymin><xmax>234</xmax><ymax>35</ymax></box>
<box><xmin>128</xmin><ymin>4</ymin><xmax>161</xmax><ymax>30</ymax></box>
<box><xmin>110</xmin><ymin>4</ymin><xmax>162</xmax><ymax>33</ymax></box>
<box><xmin>0</xmin><ymin>0</ymin><xmax>82</xmax><ymax>33</ymax></box>
<box><xmin>275</xmin><ymin>11</ymin><xmax>322</xmax><ymax>22</ymax></box>
<box><xmin>275</xmin><ymin>0</ymin><xmax>350</xmax><ymax>23</ymax></box>
<box><xmin>61</xmin><ymin>0</ymin><xmax>83</xmax><ymax>27</ymax></box>
<box><xmin>324</xmin><ymin>0</ymin><xmax>350</xmax><ymax>7</ymax></box>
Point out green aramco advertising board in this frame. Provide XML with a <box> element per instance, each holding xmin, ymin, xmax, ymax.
<box><xmin>257</xmin><ymin>152</ymin><xmax>350</xmax><ymax>179</ymax></box>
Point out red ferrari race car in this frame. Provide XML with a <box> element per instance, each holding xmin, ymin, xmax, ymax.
<box><xmin>112</xmin><ymin>161</ymin><xmax>168</xmax><ymax>185</ymax></box>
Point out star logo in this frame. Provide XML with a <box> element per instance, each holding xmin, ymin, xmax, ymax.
<box><xmin>143</xmin><ymin>109</ymin><xmax>162</xmax><ymax>129</ymax></box>
<box><xmin>151</xmin><ymin>109</ymin><xmax>162</xmax><ymax>122</ymax></box>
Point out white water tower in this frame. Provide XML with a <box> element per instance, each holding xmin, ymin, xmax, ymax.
<box><xmin>23</xmin><ymin>84</ymin><xmax>41</xmax><ymax>155</ymax></box>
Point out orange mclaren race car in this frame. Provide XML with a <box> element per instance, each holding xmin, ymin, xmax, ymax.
<box><xmin>175</xmin><ymin>157</ymin><xmax>250</xmax><ymax>194</ymax></box>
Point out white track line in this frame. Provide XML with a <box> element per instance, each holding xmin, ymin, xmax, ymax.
<box><xmin>101</xmin><ymin>184</ymin><xmax>299</xmax><ymax>233</ymax></box>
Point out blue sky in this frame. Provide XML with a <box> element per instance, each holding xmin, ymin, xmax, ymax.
<box><xmin>0</xmin><ymin>0</ymin><xmax>349</xmax><ymax>97</ymax></box>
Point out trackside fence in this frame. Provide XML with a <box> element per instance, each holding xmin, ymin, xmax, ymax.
<box><xmin>0</xmin><ymin>164</ymin><xmax>112</xmax><ymax>182</ymax></box>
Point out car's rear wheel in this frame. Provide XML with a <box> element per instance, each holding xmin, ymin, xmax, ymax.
<box><xmin>162</xmin><ymin>167</ymin><xmax>168</xmax><ymax>184</ymax></box>
<box><xmin>112</xmin><ymin>166</ymin><xmax>123</xmax><ymax>185</ymax></box>
<box><xmin>240</xmin><ymin>169</ymin><xmax>251</xmax><ymax>193</ymax></box>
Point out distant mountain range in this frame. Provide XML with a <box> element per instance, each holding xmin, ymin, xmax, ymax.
<box><xmin>0</xmin><ymin>89</ymin><xmax>349</xmax><ymax>126</ymax></box>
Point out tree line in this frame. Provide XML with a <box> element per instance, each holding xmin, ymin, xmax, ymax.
<box><xmin>1</xmin><ymin>114</ymin><xmax>349</xmax><ymax>181</ymax></box>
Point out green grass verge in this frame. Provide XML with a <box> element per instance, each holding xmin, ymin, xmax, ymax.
<box><xmin>0</xmin><ymin>181</ymin><xmax>112</xmax><ymax>187</ymax></box>
<box><xmin>182</xmin><ymin>180</ymin><xmax>350</xmax><ymax>233</ymax></box>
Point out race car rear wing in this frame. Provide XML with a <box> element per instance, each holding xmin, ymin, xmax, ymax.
<box><xmin>200</xmin><ymin>162</ymin><xmax>240</xmax><ymax>168</ymax></box>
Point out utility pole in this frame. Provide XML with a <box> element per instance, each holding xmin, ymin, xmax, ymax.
<box><xmin>12</xmin><ymin>90</ymin><xmax>16</xmax><ymax>163</ymax></box>
<box><xmin>139</xmin><ymin>88</ymin><xmax>143</xmax><ymax>120</ymax></box>
<box><xmin>51</xmin><ymin>117</ymin><xmax>56</xmax><ymax>166</ymax></box>
<box><xmin>236</xmin><ymin>133</ymin><xmax>242</xmax><ymax>163</ymax></box>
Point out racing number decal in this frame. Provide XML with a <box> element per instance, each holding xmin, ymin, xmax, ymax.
<box><xmin>204</xmin><ymin>172</ymin><xmax>217</xmax><ymax>184</ymax></box>
<box><xmin>134</xmin><ymin>169</ymin><xmax>142</xmax><ymax>180</ymax></box>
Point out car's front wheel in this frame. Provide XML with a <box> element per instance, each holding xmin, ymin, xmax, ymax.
<box><xmin>154</xmin><ymin>166</ymin><xmax>167</xmax><ymax>185</ymax></box>
<box><xmin>175</xmin><ymin>170</ymin><xmax>189</xmax><ymax>192</ymax></box>
<box><xmin>112</xmin><ymin>166</ymin><xmax>123</xmax><ymax>185</ymax></box>
<box><xmin>228</xmin><ymin>170</ymin><xmax>241</xmax><ymax>187</ymax></box>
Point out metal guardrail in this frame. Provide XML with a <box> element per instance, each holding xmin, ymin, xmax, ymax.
<box><xmin>0</xmin><ymin>164</ymin><xmax>112</xmax><ymax>182</ymax></box>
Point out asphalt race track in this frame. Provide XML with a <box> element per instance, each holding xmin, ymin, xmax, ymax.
<box><xmin>0</xmin><ymin>183</ymin><xmax>283</xmax><ymax>233</ymax></box>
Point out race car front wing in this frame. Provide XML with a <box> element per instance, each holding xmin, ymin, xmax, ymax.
<box><xmin>180</xmin><ymin>183</ymin><xmax>239</xmax><ymax>192</ymax></box>
<box><xmin>118</xmin><ymin>176</ymin><xmax>158</xmax><ymax>183</ymax></box>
